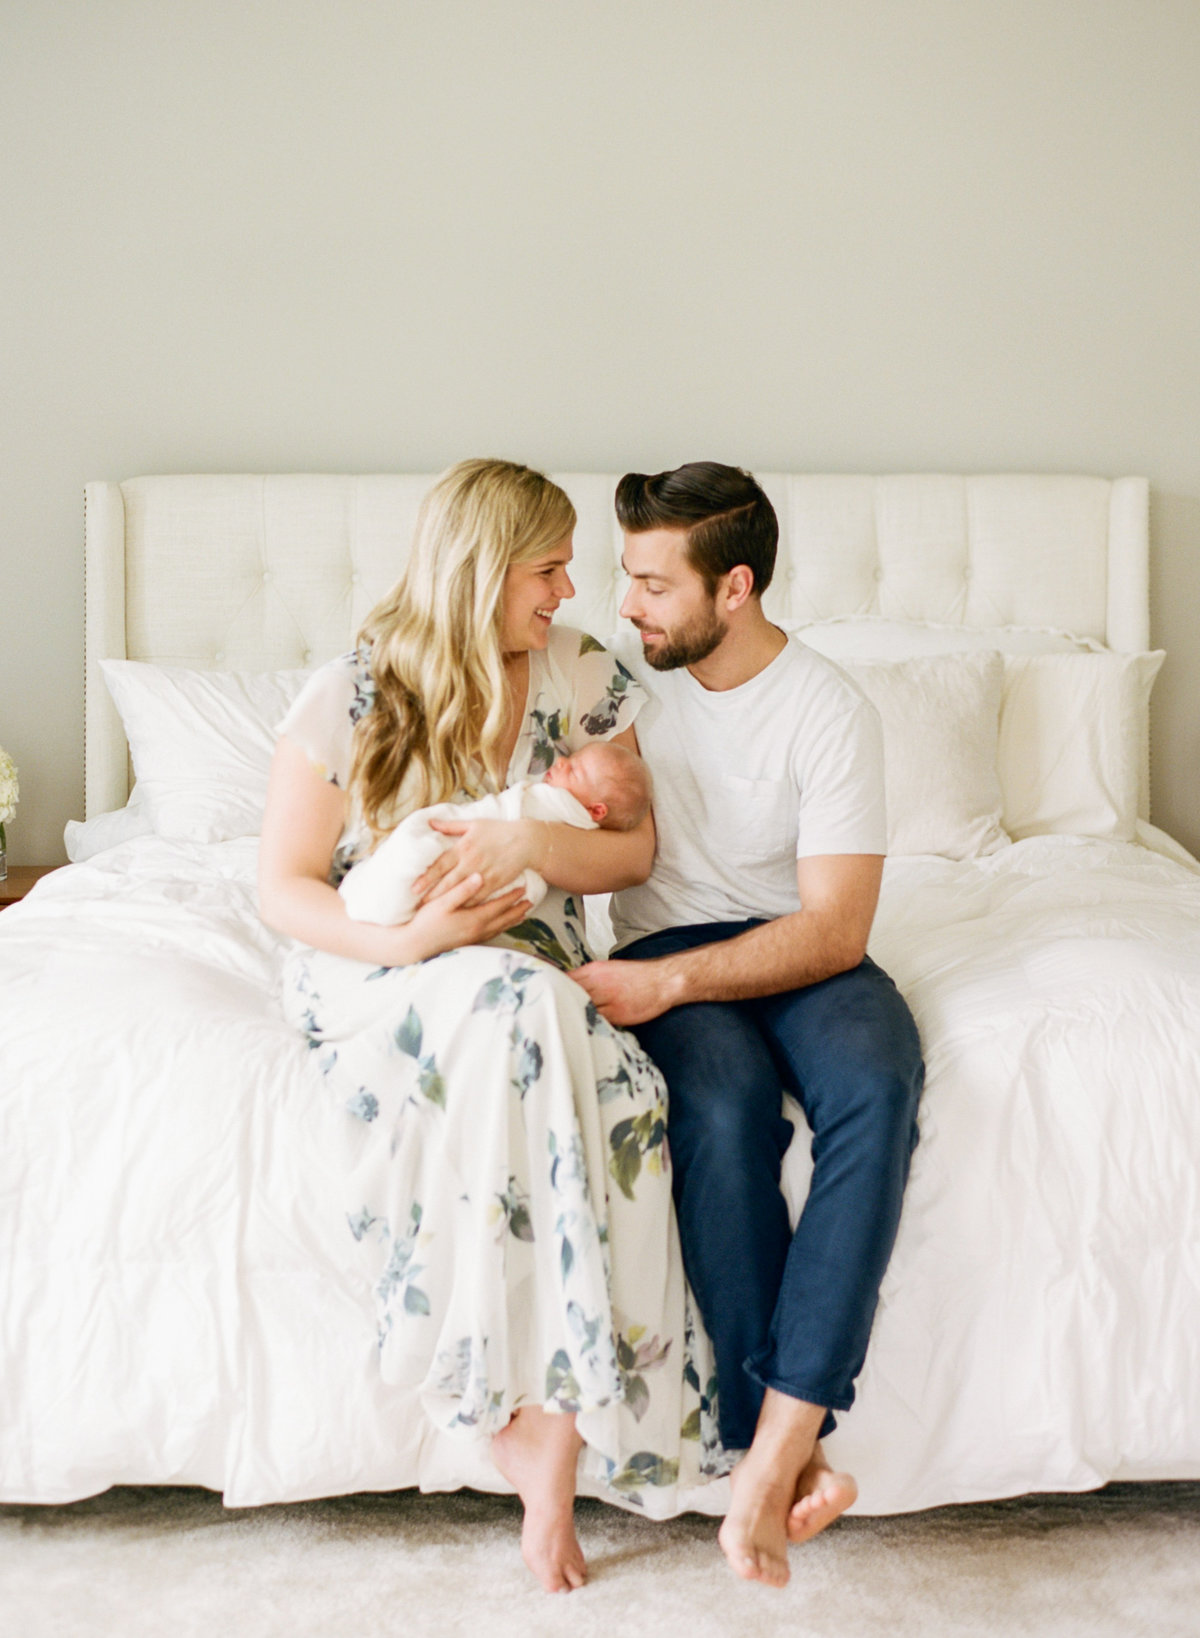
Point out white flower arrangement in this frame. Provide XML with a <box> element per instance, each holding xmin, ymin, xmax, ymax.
<box><xmin>0</xmin><ymin>745</ymin><xmax>18</xmax><ymax>828</ymax></box>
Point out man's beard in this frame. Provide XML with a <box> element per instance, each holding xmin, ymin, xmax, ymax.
<box><xmin>638</xmin><ymin>603</ymin><xmax>727</xmax><ymax>670</ymax></box>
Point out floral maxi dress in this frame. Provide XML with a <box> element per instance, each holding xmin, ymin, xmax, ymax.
<box><xmin>279</xmin><ymin>626</ymin><xmax>718</xmax><ymax>1513</ymax></box>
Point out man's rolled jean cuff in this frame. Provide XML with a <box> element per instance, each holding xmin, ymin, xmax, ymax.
<box><xmin>744</xmin><ymin>1354</ymin><xmax>850</xmax><ymax>1441</ymax></box>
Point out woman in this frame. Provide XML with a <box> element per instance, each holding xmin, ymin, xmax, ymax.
<box><xmin>259</xmin><ymin>460</ymin><xmax>711</xmax><ymax>1592</ymax></box>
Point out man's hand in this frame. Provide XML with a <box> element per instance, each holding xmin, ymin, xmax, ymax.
<box><xmin>569</xmin><ymin>957</ymin><xmax>684</xmax><ymax>1027</ymax></box>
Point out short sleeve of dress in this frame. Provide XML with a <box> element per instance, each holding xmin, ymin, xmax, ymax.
<box><xmin>558</xmin><ymin>628</ymin><xmax>647</xmax><ymax>752</ymax></box>
<box><xmin>277</xmin><ymin>649</ymin><xmax>376</xmax><ymax>788</ymax></box>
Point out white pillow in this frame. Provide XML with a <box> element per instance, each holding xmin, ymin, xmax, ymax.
<box><xmin>999</xmin><ymin>652</ymin><xmax>1165</xmax><ymax>841</ymax></box>
<box><xmin>795</xmin><ymin>623</ymin><xmax>1164</xmax><ymax>842</ymax></box>
<box><xmin>63</xmin><ymin>783</ymin><xmax>154</xmax><ymax>862</ymax></box>
<box><xmin>793</xmin><ymin>616</ymin><xmax>1100</xmax><ymax>660</ymax></box>
<box><xmin>100</xmin><ymin>661</ymin><xmax>312</xmax><ymax>842</ymax></box>
<box><xmin>840</xmin><ymin>652</ymin><xmax>1010</xmax><ymax>860</ymax></box>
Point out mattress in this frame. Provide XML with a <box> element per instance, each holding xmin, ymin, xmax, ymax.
<box><xmin>2</xmin><ymin>833</ymin><xmax>1199</xmax><ymax>1514</ymax></box>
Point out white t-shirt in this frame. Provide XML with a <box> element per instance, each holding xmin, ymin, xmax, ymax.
<box><xmin>609</xmin><ymin>630</ymin><xmax>886</xmax><ymax>948</ymax></box>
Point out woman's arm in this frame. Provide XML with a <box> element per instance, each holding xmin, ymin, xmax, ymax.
<box><xmin>535</xmin><ymin>805</ymin><xmax>655</xmax><ymax>893</ymax></box>
<box><xmin>258</xmin><ymin>738</ymin><xmax>532</xmax><ymax>963</ymax></box>
<box><xmin>432</xmin><ymin>808</ymin><xmax>654</xmax><ymax>895</ymax></box>
<box><xmin>415</xmin><ymin>726</ymin><xmax>656</xmax><ymax>903</ymax></box>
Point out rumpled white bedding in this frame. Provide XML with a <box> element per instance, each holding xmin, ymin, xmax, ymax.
<box><xmin>2</xmin><ymin>834</ymin><xmax>1199</xmax><ymax>1514</ymax></box>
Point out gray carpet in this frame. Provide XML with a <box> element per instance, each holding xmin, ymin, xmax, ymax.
<box><xmin>2</xmin><ymin>1482</ymin><xmax>1198</xmax><ymax>1638</ymax></box>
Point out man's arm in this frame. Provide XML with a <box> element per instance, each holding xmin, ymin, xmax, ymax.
<box><xmin>569</xmin><ymin>853</ymin><xmax>884</xmax><ymax>1026</ymax></box>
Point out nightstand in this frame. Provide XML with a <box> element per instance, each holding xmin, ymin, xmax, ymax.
<box><xmin>0</xmin><ymin>865</ymin><xmax>57</xmax><ymax>910</ymax></box>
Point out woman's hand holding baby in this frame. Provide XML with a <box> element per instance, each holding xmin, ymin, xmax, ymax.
<box><xmin>403</xmin><ymin>874</ymin><xmax>531</xmax><ymax>958</ymax></box>
<box><xmin>416</xmin><ymin>818</ymin><xmax>541</xmax><ymax>905</ymax></box>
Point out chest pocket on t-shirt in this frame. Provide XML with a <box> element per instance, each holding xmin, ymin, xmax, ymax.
<box><xmin>713</xmin><ymin>773</ymin><xmax>795</xmax><ymax>859</ymax></box>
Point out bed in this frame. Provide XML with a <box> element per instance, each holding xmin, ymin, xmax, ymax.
<box><xmin>3</xmin><ymin>471</ymin><xmax>1199</xmax><ymax>1516</ymax></box>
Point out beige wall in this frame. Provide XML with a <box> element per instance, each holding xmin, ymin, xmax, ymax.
<box><xmin>3</xmin><ymin>0</ymin><xmax>1199</xmax><ymax>862</ymax></box>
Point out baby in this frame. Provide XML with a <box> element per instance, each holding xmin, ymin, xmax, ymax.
<box><xmin>339</xmin><ymin>741</ymin><xmax>652</xmax><ymax>926</ymax></box>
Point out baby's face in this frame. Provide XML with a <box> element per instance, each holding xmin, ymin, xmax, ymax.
<box><xmin>544</xmin><ymin>750</ymin><xmax>608</xmax><ymax>813</ymax></box>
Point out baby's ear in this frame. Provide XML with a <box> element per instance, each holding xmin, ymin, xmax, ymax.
<box><xmin>587</xmin><ymin>800</ymin><xmax>609</xmax><ymax>823</ymax></box>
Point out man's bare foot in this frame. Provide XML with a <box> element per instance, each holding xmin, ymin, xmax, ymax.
<box><xmin>491</xmin><ymin>1407</ymin><xmax>587</xmax><ymax>1593</ymax></box>
<box><xmin>786</xmin><ymin>1443</ymin><xmax>857</xmax><ymax>1544</ymax></box>
<box><xmin>716</xmin><ymin>1392</ymin><xmax>855</xmax><ymax>1585</ymax></box>
<box><xmin>717</xmin><ymin>1451</ymin><xmax>795</xmax><ymax>1588</ymax></box>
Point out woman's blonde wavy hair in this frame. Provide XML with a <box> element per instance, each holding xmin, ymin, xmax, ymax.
<box><xmin>350</xmin><ymin>459</ymin><xmax>577</xmax><ymax>839</ymax></box>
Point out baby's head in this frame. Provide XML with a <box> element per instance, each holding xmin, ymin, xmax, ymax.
<box><xmin>543</xmin><ymin>743</ymin><xmax>652</xmax><ymax>831</ymax></box>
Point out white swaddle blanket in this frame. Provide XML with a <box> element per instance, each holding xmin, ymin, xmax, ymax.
<box><xmin>339</xmin><ymin>778</ymin><xmax>597</xmax><ymax>925</ymax></box>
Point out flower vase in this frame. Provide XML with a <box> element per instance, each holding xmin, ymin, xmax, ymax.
<box><xmin>0</xmin><ymin>820</ymin><xmax>6</xmax><ymax>882</ymax></box>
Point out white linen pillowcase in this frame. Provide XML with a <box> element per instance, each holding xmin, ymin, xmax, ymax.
<box><xmin>999</xmin><ymin>652</ymin><xmax>1165</xmax><ymax>841</ymax></box>
<box><xmin>100</xmin><ymin>660</ymin><xmax>312</xmax><ymax>842</ymax></box>
<box><xmin>838</xmin><ymin>652</ymin><xmax>1010</xmax><ymax>860</ymax></box>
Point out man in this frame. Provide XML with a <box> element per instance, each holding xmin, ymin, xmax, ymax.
<box><xmin>570</xmin><ymin>462</ymin><xmax>924</xmax><ymax>1589</ymax></box>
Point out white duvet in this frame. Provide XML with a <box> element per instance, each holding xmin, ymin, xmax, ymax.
<box><xmin>2</xmin><ymin>834</ymin><xmax>1199</xmax><ymax>1514</ymax></box>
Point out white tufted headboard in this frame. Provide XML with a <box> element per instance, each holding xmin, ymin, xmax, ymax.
<box><xmin>83</xmin><ymin>472</ymin><xmax>1150</xmax><ymax>817</ymax></box>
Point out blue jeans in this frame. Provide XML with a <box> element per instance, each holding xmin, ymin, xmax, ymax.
<box><xmin>614</xmin><ymin>920</ymin><xmax>924</xmax><ymax>1449</ymax></box>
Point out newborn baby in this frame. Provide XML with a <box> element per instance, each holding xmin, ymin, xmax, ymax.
<box><xmin>339</xmin><ymin>741</ymin><xmax>652</xmax><ymax>926</ymax></box>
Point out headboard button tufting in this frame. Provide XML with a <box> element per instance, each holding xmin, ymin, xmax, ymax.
<box><xmin>80</xmin><ymin>471</ymin><xmax>1148</xmax><ymax>818</ymax></box>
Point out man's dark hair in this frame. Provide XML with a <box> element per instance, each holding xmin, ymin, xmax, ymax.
<box><xmin>615</xmin><ymin>462</ymin><xmax>778</xmax><ymax>597</ymax></box>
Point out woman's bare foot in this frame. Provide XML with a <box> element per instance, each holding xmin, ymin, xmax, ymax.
<box><xmin>786</xmin><ymin>1443</ymin><xmax>857</xmax><ymax>1544</ymax></box>
<box><xmin>716</xmin><ymin>1451</ymin><xmax>795</xmax><ymax>1588</ymax></box>
<box><xmin>491</xmin><ymin>1407</ymin><xmax>587</xmax><ymax>1593</ymax></box>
